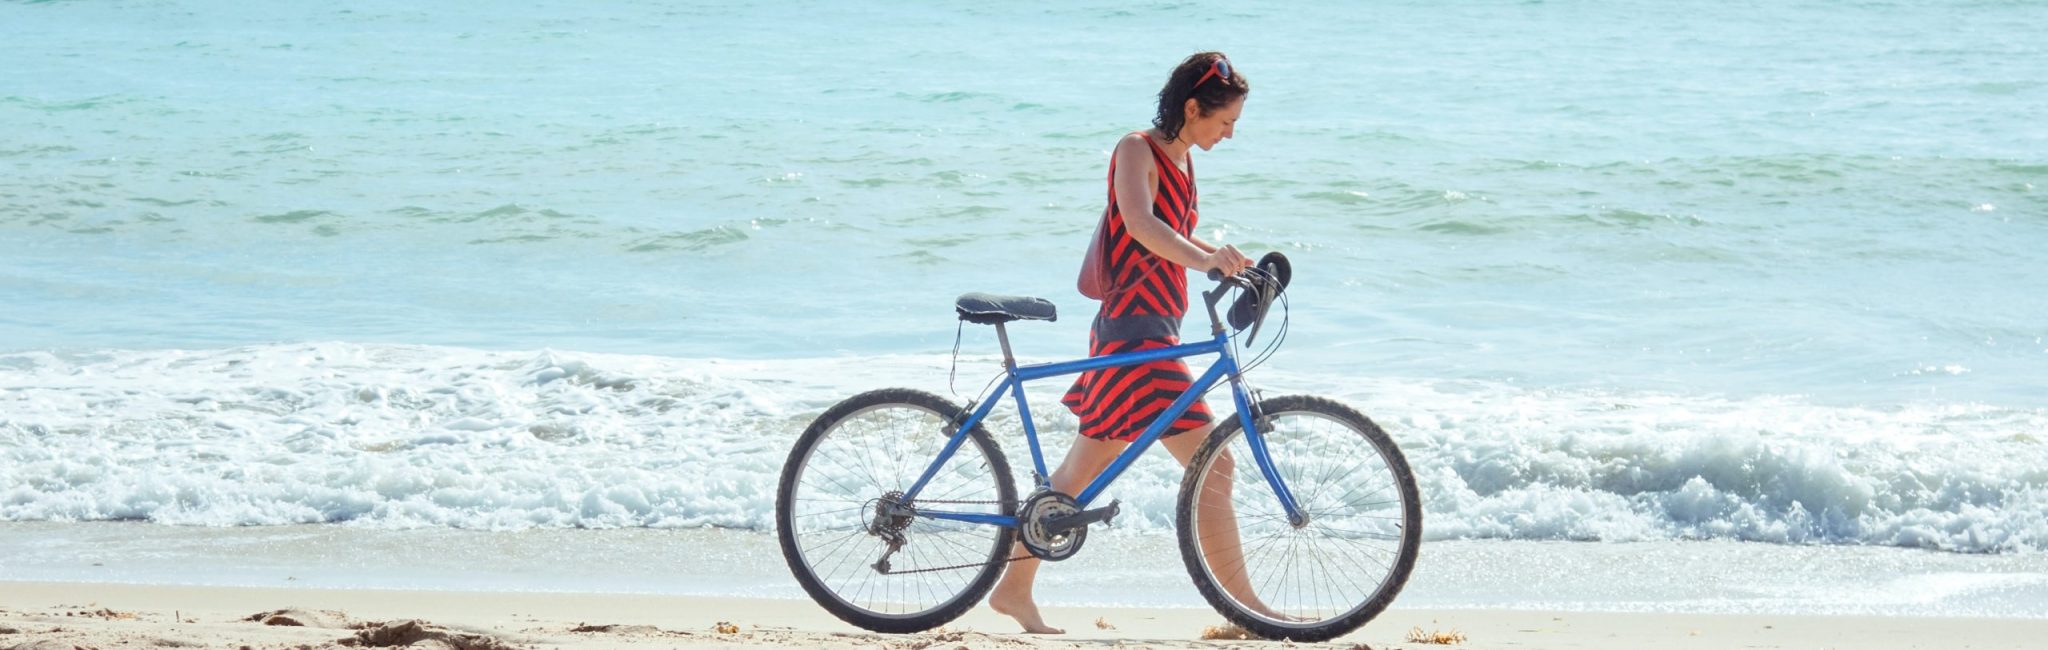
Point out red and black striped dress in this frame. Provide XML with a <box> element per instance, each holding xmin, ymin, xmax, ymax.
<box><xmin>1060</xmin><ymin>133</ymin><xmax>1214</xmax><ymax>442</ymax></box>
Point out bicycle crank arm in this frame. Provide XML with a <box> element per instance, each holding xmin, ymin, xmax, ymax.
<box><xmin>1043</xmin><ymin>499</ymin><xmax>1119</xmax><ymax>534</ymax></box>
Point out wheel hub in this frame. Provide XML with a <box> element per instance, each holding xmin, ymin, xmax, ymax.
<box><xmin>865</xmin><ymin>490</ymin><xmax>913</xmax><ymax>534</ymax></box>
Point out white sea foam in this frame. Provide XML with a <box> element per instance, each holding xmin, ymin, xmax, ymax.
<box><xmin>2</xmin><ymin>343</ymin><xmax>2044</xmax><ymax>553</ymax></box>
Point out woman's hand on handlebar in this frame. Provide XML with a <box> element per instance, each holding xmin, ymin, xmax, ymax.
<box><xmin>1204</xmin><ymin>244</ymin><xmax>1253</xmax><ymax>278</ymax></box>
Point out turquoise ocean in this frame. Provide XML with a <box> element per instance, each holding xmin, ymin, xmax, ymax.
<box><xmin>4</xmin><ymin>0</ymin><xmax>2047</xmax><ymax>617</ymax></box>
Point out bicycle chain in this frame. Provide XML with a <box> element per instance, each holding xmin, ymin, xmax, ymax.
<box><xmin>874</xmin><ymin>497</ymin><xmax>1032</xmax><ymax>576</ymax></box>
<box><xmin>878</xmin><ymin>553</ymin><xmax>1034</xmax><ymax>576</ymax></box>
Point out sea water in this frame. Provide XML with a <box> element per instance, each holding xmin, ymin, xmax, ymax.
<box><xmin>3</xmin><ymin>0</ymin><xmax>2045</xmax><ymax>616</ymax></box>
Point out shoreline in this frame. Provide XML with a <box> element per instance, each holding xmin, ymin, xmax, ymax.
<box><xmin>4</xmin><ymin>580</ymin><xmax>2046</xmax><ymax>649</ymax></box>
<box><xmin>13</xmin><ymin>523</ymin><xmax>2048</xmax><ymax>618</ymax></box>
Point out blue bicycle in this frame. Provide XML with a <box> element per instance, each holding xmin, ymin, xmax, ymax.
<box><xmin>775</xmin><ymin>269</ymin><xmax>1421</xmax><ymax>642</ymax></box>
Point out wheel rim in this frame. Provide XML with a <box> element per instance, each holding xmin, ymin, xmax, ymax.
<box><xmin>787</xmin><ymin>402</ymin><xmax>1010</xmax><ymax>619</ymax></box>
<box><xmin>1187</xmin><ymin>409</ymin><xmax>1413</xmax><ymax>628</ymax></box>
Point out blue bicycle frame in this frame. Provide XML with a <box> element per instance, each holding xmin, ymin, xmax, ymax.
<box><xmin>898</xmin><ymin>325</ymin><xmax>1304</xmax><ymax>529</ymax></box>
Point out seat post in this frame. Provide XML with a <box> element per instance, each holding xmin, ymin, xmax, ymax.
<box><xmin>993</xmin><ymin>322</ymin><xmax>1017</xmax><ymax>369</ymax></box>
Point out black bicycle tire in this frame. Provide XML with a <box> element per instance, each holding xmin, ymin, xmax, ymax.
<box><xmin>1174</xmin><ymin>394</ymin><xmax>1422</xmax><ymax>642</ymax></box>
<box><xmin>775</xmin><ymin>388</ymin><xmax>1019</xmax><ymax>633</ymax></box>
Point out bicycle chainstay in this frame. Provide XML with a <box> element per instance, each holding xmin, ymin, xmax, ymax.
<box><xmin>872</xmin><ymin>496</ymin><xmax>1031</xmax><ymax>576</ymax></box>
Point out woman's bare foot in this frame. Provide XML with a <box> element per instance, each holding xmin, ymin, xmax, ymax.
<box><xmin>987</xmin><ymin>586</ymin><xmax>1064</xmax><ymax>634</ymax></box>
<box><xmin>1227</xmin><ymin>589</ymin><xmax>1311</xmax><ymax>623</ymax></box>
<box><xmin>1249</xmin><ymin>603</ymin><xmax>1313</xmax><ymax>623</ymax></box>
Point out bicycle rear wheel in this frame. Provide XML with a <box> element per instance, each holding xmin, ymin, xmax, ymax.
<box><xmin>775</xmin><ymin>388</ymin><xmax>1018</xmax><ymax>633</ymax></box>
<box><xmin>1176</xmin><ymin>395</ymin><xmax>1421</xmax><ymax>642</ymax></box>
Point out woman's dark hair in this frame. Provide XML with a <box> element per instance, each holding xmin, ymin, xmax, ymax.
<box><xmin>1153</xmin><ymin>51</ymin><xmax>1249</xmax><ymax>143</ymax></box>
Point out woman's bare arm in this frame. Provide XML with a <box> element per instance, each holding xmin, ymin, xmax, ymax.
<box><xmin>1112</xmin><ymin>133</ymin><xmax>1248</xmax><ymax>274</ymax></box>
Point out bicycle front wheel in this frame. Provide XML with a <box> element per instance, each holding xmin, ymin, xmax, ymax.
<box><xmin>775</xmin><ymin>388</ymin><xmax>1018</xmax><ymax>633</ymax></box>
<box><xmin>1176</xmin><ymin>395</ymin><xmax>1422</xmax><ymax>642</ymax></box>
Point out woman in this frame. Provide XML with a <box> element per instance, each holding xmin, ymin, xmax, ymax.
<box><xmin>988</xmin><ymin>51</ymin><xmax>1257</xmax><ymax>634</ymax></box>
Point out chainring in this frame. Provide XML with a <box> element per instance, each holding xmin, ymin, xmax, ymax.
<box><xmin>1019</xmin><ymin>490</ymin><xmax>1087</xmax><ymax>561</ymax></box>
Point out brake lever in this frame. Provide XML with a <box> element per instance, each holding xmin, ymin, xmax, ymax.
<box><xmin>1242</xmin><ymin>273</ymin><xmax>1276</xmax><ymax>345</ymax></box>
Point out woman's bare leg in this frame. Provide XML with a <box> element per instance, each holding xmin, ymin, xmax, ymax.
<box><xmin>1161</xmin><ymin>423</ymin><xmax>1288</xmax><ymax>619</ymax></box>
<box><xmin>987</xmin><ymin>434</ymin><xmax>1127</xmax><ymax>634</ymax></box>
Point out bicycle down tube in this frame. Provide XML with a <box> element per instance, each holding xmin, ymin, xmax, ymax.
<box><xmin>902</xmin><ymin>329</ymin><xmax>1307</xmax><ymax>528</ymax></box>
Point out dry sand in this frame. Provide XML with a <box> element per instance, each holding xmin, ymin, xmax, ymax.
<box><xmin>1</xmin><ymin>580</ymin><xmax>2042</xmax><ymax>649</ymax></box>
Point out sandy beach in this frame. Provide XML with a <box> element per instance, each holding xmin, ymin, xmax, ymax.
<box><xmin>1</xmin><ymin>580</ymin><xmax>2042</xmax><ymax>649</ymax></box>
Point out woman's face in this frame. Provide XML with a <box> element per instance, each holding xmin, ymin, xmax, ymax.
<box><xmin>1182</xmin><ymin>97</ymin><xmax>1244</xmax><ymax>151</ymax></box>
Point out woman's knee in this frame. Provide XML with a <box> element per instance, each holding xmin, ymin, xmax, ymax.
<box><xmin>1207</xmin><ymin>449</ymin><xmax>1238</xmax><ymax>483</ymax></box>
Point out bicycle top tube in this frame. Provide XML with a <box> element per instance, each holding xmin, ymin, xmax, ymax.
<box><xmin>906</xmin><ymin>327</ymin><xmax>1242</xmax><ymax>511</ymax></box>
<box><xmin>907</xmin><ymin>347</ymin><xmax>1241</xmax><ymax>526</ymax></box>
<box><xmin>1011</xmin><ymin>333</ymin><xmax>1229</xmax><ymax>382</ymax></box>
<box><xmin>906</xmin><ymin>272</ymin><xmax>1274</xmax><ymax>518</ymax></box>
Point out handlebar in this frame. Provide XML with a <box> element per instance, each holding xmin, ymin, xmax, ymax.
<box><xmin>1205</xmin><ymin>268</ymin><xmax>1250</xmax><ymax>287</ymax></box>
<box><xmin>1202</xmin><ymin>266</ymin><xmax>1280</xmax><ymax>343</ymax></box>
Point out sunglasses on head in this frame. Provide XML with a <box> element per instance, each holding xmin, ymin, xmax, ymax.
<box><xmin>1191</xmin><ymin>58</ymin><xmax>1232</xmax><ymax>92</ymax></box>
